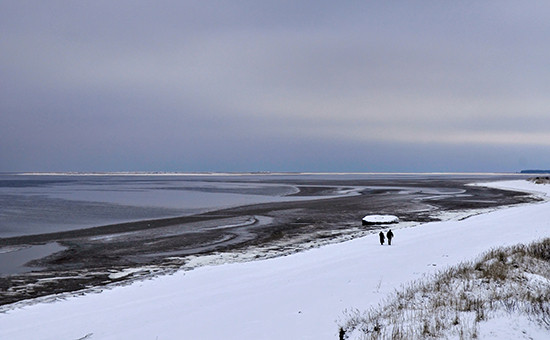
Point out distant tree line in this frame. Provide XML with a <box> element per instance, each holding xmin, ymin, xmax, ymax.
<box><xmin>520</xmin><ymin>169</ymin><xmax>550</xmax><ymax>174</ymax></box>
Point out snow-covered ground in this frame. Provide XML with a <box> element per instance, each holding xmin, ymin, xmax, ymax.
<box><xmin>0</xmin><ymin>180</ymin><xmax>549</xmax><ymax>340</ymax></box>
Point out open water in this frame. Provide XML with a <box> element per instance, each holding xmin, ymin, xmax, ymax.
<box><xmin>0</xmin><ymin>173</ymin><xmax>303</xmax><ymax>238</ymax></box>
<box><xmin>0</xmin><ymin>172</ymin><xmax>520</xmax><ymax>238</ymax></box>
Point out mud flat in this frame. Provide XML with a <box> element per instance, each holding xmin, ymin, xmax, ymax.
<box><xmin>0</xmin><ymin>175</ymin><xmax>537</xmax><ymax>306</ymax></box>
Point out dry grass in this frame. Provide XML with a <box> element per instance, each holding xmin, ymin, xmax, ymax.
<box><xmin>339</xmin><ymin>238</ymin><xmax>550</xmax><ymax>339</ymax></box>
<box><xmin>529</xmin><ymin>176</ymin><xmax>550</xmax><ymax>184</ymax></box>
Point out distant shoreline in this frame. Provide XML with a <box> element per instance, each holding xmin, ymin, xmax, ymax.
<box><xmin>9</xmin><ymin>171</ymin><xmax>532</xmax><ymax>176</ymax></box>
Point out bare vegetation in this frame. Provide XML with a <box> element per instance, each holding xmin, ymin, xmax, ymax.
<box><xmin>529</xmin><ymin>176</ymin><xmax>550</xmax><ymax>184</ymax></box>
<box><xmin>339</xmin><ymin>238</ymin><xmax>550</xmax><ymax>339</ymax></box>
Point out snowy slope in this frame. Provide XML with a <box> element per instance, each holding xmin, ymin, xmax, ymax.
<box><xmin>0</xmin><ymin>180</ymin><xmax>549</xmax><ymax>340</ymax></box>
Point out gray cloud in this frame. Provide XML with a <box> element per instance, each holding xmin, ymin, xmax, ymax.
<box><xmin>1</xmin><ymin>1</ymin><xmax>550</xmax><ymax>172</ymax></box>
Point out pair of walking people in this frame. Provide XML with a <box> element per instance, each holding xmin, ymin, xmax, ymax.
<box><xmin>379</xmin><ymin>229</ymin><xmax>394</xmax><ymax>245</ymax></box>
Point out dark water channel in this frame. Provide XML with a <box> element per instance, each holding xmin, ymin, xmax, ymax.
<box><xmin>0</xmin><ymin>243</ymin><xmax>65</xmax><ymax>276</ymax></box>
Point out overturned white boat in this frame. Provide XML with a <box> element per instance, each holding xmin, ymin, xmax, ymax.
<box><xmin>362</xmin><ymin>214</ymin><xmax>399</xmax><ymax>226</ymax></box>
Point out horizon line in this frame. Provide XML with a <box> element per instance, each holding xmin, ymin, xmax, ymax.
<box><xmin>3</xmin><ymin>171</ymin><xmax>535</xmax><ymax>176</ymax></box>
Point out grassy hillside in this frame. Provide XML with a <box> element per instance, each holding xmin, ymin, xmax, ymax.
<box><xmin>340</xmin><ymin>238</ymin><xmax>550</xmax><ymax>339</ymax></box>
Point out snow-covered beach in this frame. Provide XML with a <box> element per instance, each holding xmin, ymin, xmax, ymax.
<box><xmin>0</xmin><ymin>180</ymin><xmax>549</xmax><ymax>339</ymax></box>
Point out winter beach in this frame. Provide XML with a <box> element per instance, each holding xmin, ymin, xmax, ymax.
<box><xmin>0</xmin><ymin>173</ymin><xmax>532</xmax><ymax>305</ymax></box>
<box><xmin>0</xmin><ymin>178</ymin><xmax>549</xmax><ymax>339</ymax></box>
<box><xmin>4</xmin><ymin>2</ymin><xmax>550</xmax><ymax>338</ymax></box>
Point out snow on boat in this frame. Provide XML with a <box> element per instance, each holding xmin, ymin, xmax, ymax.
<box><xmin>362</xmin><ymin>214</ymin><xmax>399</xmax><ymax>225</ymax></box>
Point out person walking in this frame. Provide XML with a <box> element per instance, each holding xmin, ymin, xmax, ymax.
<box><xmin>386</xmin><ymin>229</ymin><xmax>394</xmax><ymax>245</ymax></box>
<box><xmin>379</xmin><ymin>231</ymin><xmax>385</xmax><ymax>245</ymax></box>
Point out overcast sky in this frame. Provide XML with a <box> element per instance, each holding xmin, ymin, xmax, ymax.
<box><xmin>1</xmin><ymin>1</ymin><xmax>549</xmax><ymax>172</ymax></box>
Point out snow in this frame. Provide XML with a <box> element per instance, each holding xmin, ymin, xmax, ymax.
<box><xmin>362</xmin><ymin>214</ymin><xmax>399</xmax><ymax>224</ymax></box>
<box><xmin>1</xmin><ymin>180</ymin><xmax>549</xmax><ymax>340</ymax></box>
<box><xmin>474</xmin><ymin>313</ymin><xmax>550</xmax><ymax>340</ymax></box>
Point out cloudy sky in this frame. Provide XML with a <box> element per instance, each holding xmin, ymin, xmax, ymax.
<box><xmin>1</xmin><ymin>1</ymin><xmax>549</xmax><ymax>172</ymax></box>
